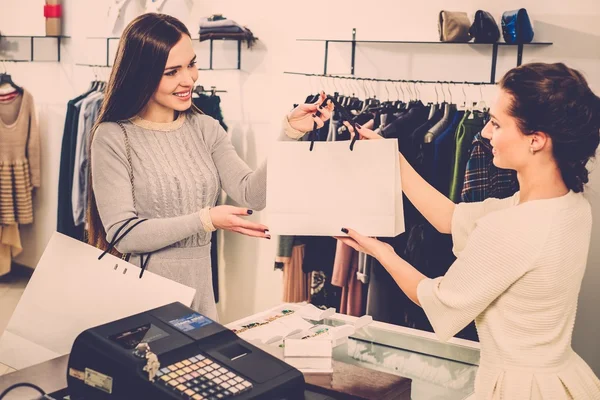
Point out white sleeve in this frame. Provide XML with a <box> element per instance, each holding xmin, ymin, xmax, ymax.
<box><xmin>417</xmin><ymin>212</ymin><xmax>546</xmax><ymax>342</ymax></box>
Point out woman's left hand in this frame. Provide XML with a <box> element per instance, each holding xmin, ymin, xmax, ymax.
<box><xmin>335</xmin><ymin>228</ymin><xmax>394</xmax><ymax>260</ymax></box>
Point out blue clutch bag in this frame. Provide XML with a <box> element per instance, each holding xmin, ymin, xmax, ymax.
<box><xmin>501</xmin><ymin>8</ymin><xmax>534</xmax><ymax>44</ymax></box>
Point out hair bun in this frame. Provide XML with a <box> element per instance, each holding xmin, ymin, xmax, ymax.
<box><xmin>560</xmin><ymin>159</ymin><xmax>589</xmax><ymax>193</ymax></box>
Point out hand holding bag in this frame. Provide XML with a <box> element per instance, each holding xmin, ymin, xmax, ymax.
<box><xmin>502</xmin><ymin>8</ymin><xmax>535</xmax><ymax>44</ymax></box>
<box><xmin>469</xmin><ymin>10</ymin><xmax>500</xmax><ymax>43</ymax></box>
<box><xmin>438</xmin><ymin>11</ymin><xmax>472</xmax><ymax>43</ymax></box>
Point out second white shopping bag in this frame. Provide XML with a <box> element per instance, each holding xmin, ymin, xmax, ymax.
<box><xmin>0</xmin><ymin>232</ymin><xmax>196</xmax><ymax>370</ymax></box>
<box><xmin>267</xmin><ymin>138</ymin><xmax>404</xmax><ymax>237</ymax></box>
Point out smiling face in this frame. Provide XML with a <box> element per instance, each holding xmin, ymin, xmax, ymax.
<box><xmin>481</xmin><ymin>89</ymin><xmax>535</xmax><ymax>171</ymax></box>
<box><xmin>144</xmin><ymin>35</ymin><xmax>198</xmax><ymax>119</ymax></box>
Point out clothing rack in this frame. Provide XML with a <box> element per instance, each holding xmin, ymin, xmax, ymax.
<box><xmin>75</xmin><ymin>63</ymin><xmax>112</xmax><ymax>68</ymax></box>
<box><xmin>284</xmin><ymin>72</ymin><xmax>496</xmax><ymax>86</ymax></box>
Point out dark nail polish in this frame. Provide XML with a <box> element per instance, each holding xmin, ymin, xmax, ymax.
<box><xmin>356</xmin><ymin>123</ymin><xmax>362</xmax><ymax>129</ymax></box>
<box><xmin>247</xmin><ymin>210</ymin><xmax>253</xmax><ymax>215</ymax></box>
<box><xmin>341</xmin><ymin>228</ymin><xmax>349</xmax><ymax>234</ymax></box>
<box><xmin>312</xmin><ymin>113</ymin><xmax>318</xmax><ymax>118</ymax></box>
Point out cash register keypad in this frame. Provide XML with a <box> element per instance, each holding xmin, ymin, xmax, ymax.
<box><xmin>155</xmin><ymin>354</ymin><xmax>253</xmax><ymax>399</ymax></box>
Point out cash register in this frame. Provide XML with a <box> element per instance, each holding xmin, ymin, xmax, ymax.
<box><xmin>66</xmin><ymin>302</ymin><xmax>305</xmax><ymax>399</ymax></box>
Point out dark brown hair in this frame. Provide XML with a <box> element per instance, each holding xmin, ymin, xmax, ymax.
<box><xmin>86</xmin><ymin>13</ymin><xmax>196</xmax><ymax>254</ymax></box>
<box><xmin>500</xmin><ymin>62</ymin><xmax>600</xmax><ymax>192</ymax></box>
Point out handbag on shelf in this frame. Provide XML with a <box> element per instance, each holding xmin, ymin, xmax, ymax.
<box><xmin>501</xmin><ymin>8</ymin><xmax>535</xmax><ymax>44</ymax></box>
<box><xmin>438</xmin><ymin>11</ymin><xmax>472</xmax><ymax>43</ymax></box>
<box><xmin>469</xmin><ymin>10</ymin><xmax>500</xmax><ymax>43</ymax></box>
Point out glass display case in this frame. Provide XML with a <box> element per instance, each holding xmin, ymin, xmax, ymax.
<box><xmin>227</xmin><ymin>304</ymin><xmax>480</xmax><ymax>400</ymax></box>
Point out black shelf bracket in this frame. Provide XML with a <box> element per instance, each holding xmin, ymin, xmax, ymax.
<box><xmin>300</xmin><ymin>30</ymin><xmax>552</xmax><ymax>84</ymax></box>
<box><xmin>199</xmin><ymin>38</ymin><xmax>245</xmax><ymax>71</ymax></box>
<box><xmin>84</xmin><ymin>37</ymin><xmax>121</xmax><ymax>67</ymax></box>
<box><xmin>0</xmin><ymin>35</ymin><xmax>69</xmax><ymax>62</ymax></box>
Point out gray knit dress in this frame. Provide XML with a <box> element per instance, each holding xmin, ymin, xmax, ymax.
<box><xmin>91</xmin><ymin>112</ymin><xmax>269</xmax><ymax>321</ymax></box>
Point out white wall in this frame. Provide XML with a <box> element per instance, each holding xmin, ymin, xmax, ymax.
<box><xmin>2</xmin><ymin>0</ymin><xmax>599</xmax><ymax>373</ymax></box>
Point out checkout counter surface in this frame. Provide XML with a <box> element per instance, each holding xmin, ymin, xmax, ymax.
<box><xmin>225</xmin><ymin>303</ymin><xmax>479</xmax><ymax>400</ymax></box>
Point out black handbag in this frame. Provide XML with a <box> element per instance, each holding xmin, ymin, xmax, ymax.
<box><xmin>501</xmin><ymin>8</ymin><xmax>534</xmax><ymax>44</ymax></box>
<box><xmin>469</xmin><ymin>10</ymin><xmax>500</xmax><ymax>43</ymax></box>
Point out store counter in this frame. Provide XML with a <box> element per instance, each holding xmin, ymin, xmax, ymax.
<box><xmin>0</xmin><ymin>303</ymin><xmax>479</xmax><ymax>399</ymax></box>
<box><xmin>225</xmin><ymin>303</ymin><xmax>479</xmax><ymax>400</ymax></box>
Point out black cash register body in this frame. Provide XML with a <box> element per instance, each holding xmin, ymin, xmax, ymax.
<box><xmin>67</xmin><ymin>302</ymin><xmax>305</xmax><ymax>399</ymax></box>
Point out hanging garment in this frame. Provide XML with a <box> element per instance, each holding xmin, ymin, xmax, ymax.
<box><xmin>432</xmin><ymin>110</ymin><xmax>464</xmax><ymax>196</ymax></box>
<box><xmin>356</xmin><ymin>251</ymin><xmax>372</xmax><ymax>285</ymax></box>
<box><xmin>0</xmin><ymin>224</ymin><xmax>22</xmax><ymax>277</ymax></box>
<box><xmin>331</xmin><ymin>241</ymin><xmax>364</xmax><ymax>317</ymax></box>
<box><xmin>449</xmin><ymin>111</ymin><xmax>487</xmax><ymax>202</ymax></box>
<box><xmin>57</xmin><ymin>92</ymin><xmax>92</xmax><ymax>240</ymax></box>
<box><xmin>368</xmin><ymin>102</ymin><xmax>478</xmax><ymax>340</ymax></box>
<box><xmin>461</xmin><ymin>132</ymin><xmax>519</xmax><ymax>202</ymax></box>
<box><xmin>0</xmin><ymin>90</ymin><xmax>40</xmax><ymax>225</ymax></box>
<box><xmin>282</xmin><ymin>244</ymin><xmax>311</xmax><ymax>303</ymax></box>
<box><xmin>193</xmin><ymin>94</ymin><xmax>228</xmax><ymax>131</ymax></box>
<box><xmin>72</xmin><ymin>92</ymin><xmax>104</xmax><ymax>226</ymax></box>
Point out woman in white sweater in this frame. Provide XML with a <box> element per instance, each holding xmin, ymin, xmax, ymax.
<box><xmin>337</xmin><ymin>63</ymin><xmax>600</xmax><ymax>398</ymax></box>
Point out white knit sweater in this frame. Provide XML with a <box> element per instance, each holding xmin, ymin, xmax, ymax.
<box><xmin>418</xmin><ymin>191</ymin><xmax>600</xmax><ymax>399</ymax></box>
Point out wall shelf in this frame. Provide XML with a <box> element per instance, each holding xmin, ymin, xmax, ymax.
<box><xmin>296</xmin><ymin>29</ymin><xmax>552</xmax><ymax>84</ymax></box>
<box><xmin>84</xmin><ymin>37</ymin><xmax>247</xmax><ymax>70</ymax></box>
<box><xmin>199</xmin><ymin>38</ymin><xmax>249</xmax><ymax>71</ymax></box>
<box><xmin>0</xmin><ymin>35</ymin><xmax>70</xmax><ymax>62</ymax></box>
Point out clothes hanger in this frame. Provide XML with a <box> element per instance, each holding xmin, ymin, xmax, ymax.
<box><xmin>310</xmin><ymin>94</ymin><xmax>361</xmax><ymax>151</ymax></box>
<box><xmin>474</xmin><ymin>84</ymin><xmax>487</xmax><ymax>113</ymax></box>
<box><xmin>0</xmin><ymin>61</ymin><xmax>24</xmax><ymax>94</ymax></box>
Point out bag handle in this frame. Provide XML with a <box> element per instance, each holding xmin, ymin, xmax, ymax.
<box><xmin>116</xmin><ymin>121</ymin><xmax>137</xmax><ymax>209</ymax></box>
<box><xmin>97</xmin><ymin>121</ymin><xmax>152</xmax><ymax>278</ymax></box>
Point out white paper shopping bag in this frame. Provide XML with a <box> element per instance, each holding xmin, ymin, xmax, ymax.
<box><xmin>267</xmin><ymin>139</ymin><xmax>404</xmax><ymax>237</ymax></box>
<box><xmin>0</xmin><ymin>232</ymin><xmax>195</xmax><ymax>370</ymax></box>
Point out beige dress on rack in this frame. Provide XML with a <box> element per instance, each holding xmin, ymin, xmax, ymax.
<box><xmin>0</xmin><ymin>90</ymin><xmax>40</xmax><ymax>225</ymax></box>
<box><xmin>418</xmin><ymin>191</ymin><xmax>600</xmax><ymax>399</ymax></box>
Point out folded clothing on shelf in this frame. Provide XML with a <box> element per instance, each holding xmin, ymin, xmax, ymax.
<box><xmin>199</xmin><ymin>14</ymin><xmax>257</xmax><ymax>48</ymax></box>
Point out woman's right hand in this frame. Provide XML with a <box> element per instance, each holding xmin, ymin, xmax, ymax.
<box><xmin>342</xmin><ymin>121</ymin><xmax>382</xmax><ymax>140</ymax></box>
<box><xmin>209</xmin><ymin>206</ymin><xmax>271</xmax><ymax>239</ymax></box>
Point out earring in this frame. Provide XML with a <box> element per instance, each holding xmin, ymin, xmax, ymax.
<box><xmin>530</xmin><ymin>147</ymin><xmax>536</xmax><ymax>155</ymax></box>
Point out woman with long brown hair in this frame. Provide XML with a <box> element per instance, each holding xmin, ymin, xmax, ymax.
<box><xmin>87</xmin><ymin>13</ymin><xmax>333</xmax><ymax>320</ymax></box>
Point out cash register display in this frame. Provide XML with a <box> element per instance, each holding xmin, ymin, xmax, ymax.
<box><xmin>168</xmin><ymin>312</ymin><xmax>213</xmax><ymax>332</ymax></box>
<box><xmin>109</xmin><ymin>323</ymin><xmax>169</xmax><ymax>350</ymax></box>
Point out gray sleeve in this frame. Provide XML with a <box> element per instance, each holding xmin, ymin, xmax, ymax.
<box><xmin>203</xmin><ymin>116</ymin><xmax>298</xmax><ymax>211</ymax></box>
<box><xmin>91</xmin><ymin>123</ymin><xmax>204</xmax><ymax>254</ymax></box>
